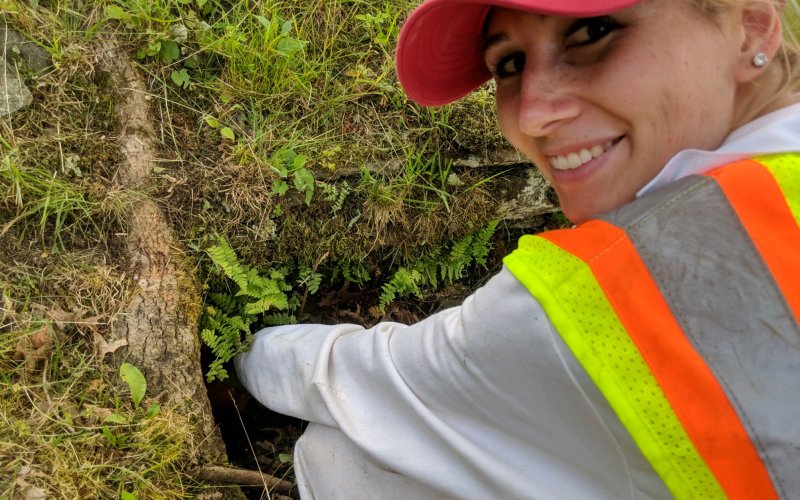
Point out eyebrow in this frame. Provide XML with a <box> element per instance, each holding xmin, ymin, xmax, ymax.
<box><xmin>482</xmin><ymin>32</ymin><xmax>508</xmax><ymax>51</ymax></box>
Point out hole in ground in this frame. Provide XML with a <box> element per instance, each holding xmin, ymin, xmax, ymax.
<box><xmin>208</xmin><ymin>377</ymin><xmax>304</xmax><ymax>499</ymax></box>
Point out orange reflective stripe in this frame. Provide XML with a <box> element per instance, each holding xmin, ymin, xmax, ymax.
<box><xmin>543</xmin><ymin>221</ymin><xmax>778</xmax><ymax>500</ymax></box>
<box><xmin>508</xmin><ymin>232</ymin><xmax>724</xmax><ymax>497</ymax></box>
<box><xmin>707</xmin><ymin>158</ymin><xmax>800</xmax><ymax>323</ymax></box>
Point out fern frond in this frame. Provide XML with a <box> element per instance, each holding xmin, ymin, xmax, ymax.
<box><xmin>379</xmin><ymin>268</ymin><xmax>424</xmax><ymax>310</ymax></box>
<box><xmin>244</xmin><ymin>293</ymin><xmax>289</xmax><ymax>315</ymax></box>
<box><xmin>264</xmin><ymin>312</ymin><xmax>297</xmax><ymax>326</ymax></box>
<box><xmin>207</xmin><ymin>237</ymin><xmax>250</xmax><ymax>290</ymax></box>
<box><xmin>201</xmin><ymin>237</ymin><xmax>295</xmax><ymax>382</ymax></box>
<box><xmin>471</xmin><ymin>220</ymin><xmax>499</xmax><ymax>267</ymax></box>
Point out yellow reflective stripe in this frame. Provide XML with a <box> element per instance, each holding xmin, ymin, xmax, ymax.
<box><xmin>504</xmin><ymin>235</ymin><xmax>725</xmax><ymax>499</ymax></box>
<box><xmin>756</xmin><ymin>153</ymin><xmax>800</xmax><ymax>226</ymax></box>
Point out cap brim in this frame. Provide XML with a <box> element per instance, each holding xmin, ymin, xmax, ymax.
<box><xmin>396</xmin><ymin>0</ymin><xmax>640</xmax><ymax>107</ymax></box>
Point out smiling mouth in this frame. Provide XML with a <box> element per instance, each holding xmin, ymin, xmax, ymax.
<box><xmin>547</xmin><ymin>137</ymin><xmax>624</xmax><ymax>171</ymax></box>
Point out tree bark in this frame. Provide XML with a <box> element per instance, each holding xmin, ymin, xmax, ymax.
<box><xmin>97</xmin><ymin>40</ymin><xmax>227</xmax><ymax>464</ymax></box>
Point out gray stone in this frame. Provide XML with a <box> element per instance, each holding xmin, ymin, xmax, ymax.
<box><xmin>497</xmin><ymin>166</ymin><xmax>559</xmax><ymax>227</ymax></box>
<box><xmin>452</xmin><ymin>147</ymin><xmax>525</xmax><ymax>168</ymax></box>
<box><xmin>0</xmin><ymin>20</ymin><xmax>52</xmax><ymax>117</ymax></box>
<box><xmin>1</xmin><ymin>55</ymin><xmax>32</xmax><ymax>117</ymax></box>
<box><xmin>1</xmin><ymin>19</ymin><xmax>52</xmax><ymax>73</ymax></box>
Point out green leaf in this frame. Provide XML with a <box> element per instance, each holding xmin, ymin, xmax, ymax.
<box><xmin>119</xmin><ymin>363</ymin><xmax>146</xmax><ymax>407</ymax></box>
<box><xmin>280</xmin><ymin>20</ymin><xmax>293</xmax><ymax>36</ymax></box>
<box><xmin>145</xmin><ymin>403</ymin><xmax>161</xmax><ymax>419</ymax></box>
<box><xmin>203</xmin><ymin>115</ymin><xmax>220</xmax><ymax>129</ymax></box>
<box><xmin>170</xmin><ymin>69</ymin><xmax>190</xmax><ymax>88</ymax></box>
<box><xmin>254</xmin><ymin>15</ymin><xmax>270</xmax><ymax>28</ymax></box>
<box><xmin>276</xmin><ymin>37</ymin><xmax>304</xmax><ymax>57</ymax></box>
<box><xmin>103</xmin><ymin>413</ymin><xmax>127</xmax><ymax>424</ymax></box>
<box><xmin>105</xmin><ymin>5</ymin><xmax>128</xmax><ymax>20</ymax></box>
<box><xmin>271</xmin><ymin>179</ymin><xmax>289</xmax><ymax>196</ymax></box>
<box><xmin>293</xmin><ymin>168</ymin><xmax>315</xmax><ymax>205</ymax></box>
<box><xmin>121</xmin><ymin>491</ymin><xmax>139</xmax><ymax>500</ymax></box>
<box><xmin>270</xmin><ymin>155</ymin><xmax>289</xmax><ymax>177</ymax></box>
<box><xmin>146</xmin><ymin>40</ymin><xmax>161</xmax><ymax>57</ymax></box>
<box><xmin>159</xmin><ymin>40</ymin><xmax>180</xmax><ymax>63</ymax></box>
<box><xmin>220</xmin><ymin>127</ymin><xmax>235</xmax><ymax>142</ymax></box>
<box><xmin>292</xmin><ymin>154</ymin><xmax>308</xmax><ymax>170</ymax></box>
<box><xmin>278</xmin><ymin>453</ymin><xmax>293</xmax><ymax>464</ymax></box>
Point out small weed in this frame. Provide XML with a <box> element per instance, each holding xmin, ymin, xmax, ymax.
<box><xmin>355</xmin><ymin>2</ymin><xmax>403</xmax><ymax>50</ymax></box>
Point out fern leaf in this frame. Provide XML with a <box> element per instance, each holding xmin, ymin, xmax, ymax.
<box><xmin>207</xmin><ymin>237</ymin><xmax>250</xmax><ymax>290</ymax></box>
<box><xmin>471</xmin><ymin>220</ymin><xmax>499</xmax><ymax>267</ymax></box>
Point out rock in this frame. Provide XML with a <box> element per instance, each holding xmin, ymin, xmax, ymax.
<box><xmin>497</xmin><ymin>166</ymin><xmax>559</xmax><ymax>227</ymax></box>
<box><xmin>0</xmin><ymin>55</ymin><xmax>33</xmax><ymax>117</ymax></box>
<box><xmin>452</xmin><ymin>147</ymin><xmax>525</xmax><ymax>168</ymax></box>
<box><xmin>0</xmin><ymin>19</ymin><xmax>52</xmax><ymax>73</ymax></box>
<box><xmin>0</xmin><ymin>19</ymin><xmax>52</xmax><ymax>118</ymax></box>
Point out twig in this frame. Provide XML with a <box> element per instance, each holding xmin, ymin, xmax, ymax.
<box><xmin>192</xmin><ymin>465</ymin><xmax>298</xmax><ymax>497</ymax></box>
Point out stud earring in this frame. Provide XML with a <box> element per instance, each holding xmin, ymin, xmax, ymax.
<box><xmin>752</xmin><ymin>52</ymin><xmax>768</xmax><ymax>68</ymax></box>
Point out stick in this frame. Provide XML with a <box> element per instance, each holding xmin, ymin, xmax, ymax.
<box><xmin>192</xmin><ymin>465</ymin><xmax>298</xmax><ymax>498</ymax></box>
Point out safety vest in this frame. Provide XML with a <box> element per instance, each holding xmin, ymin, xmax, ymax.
<box><xmin>504</xmin><ymin>154</ymin><xmax>800</xmax><ymax>499</ymax></box>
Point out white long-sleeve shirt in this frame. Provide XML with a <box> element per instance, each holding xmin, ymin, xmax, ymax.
<box><xmin>235</xmin><ymin>101</ymin><xmax>800</xmax><ymax>499</ymax></box>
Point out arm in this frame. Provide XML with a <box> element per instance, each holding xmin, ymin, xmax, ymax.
<box><xmin>235</xmin><ymin>268</ymin><xmax>648</xmax><ymax>498</ymax></box>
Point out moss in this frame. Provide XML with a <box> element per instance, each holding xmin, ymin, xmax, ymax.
<box><xmin>447</xmin><ymin>87</ymin><xmax>510</xmax><ymax>157</ymax></box>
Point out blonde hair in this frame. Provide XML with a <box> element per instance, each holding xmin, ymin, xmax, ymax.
<box><xmin>695</xmin><ymin>0</ymin><xmax>800</xmax><ymax>92</ymax></box>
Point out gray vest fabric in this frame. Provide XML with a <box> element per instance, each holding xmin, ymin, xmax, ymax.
<box><xmin>600</xmin><ymin>171</ymin><xmax>800</xmax><ymax>498</ymax></box>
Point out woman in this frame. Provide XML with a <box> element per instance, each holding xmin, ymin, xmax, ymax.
<box><xmin>237</xmin><ymin>0</ymin><xmax>800</xmax><ymax>498</ymax></box>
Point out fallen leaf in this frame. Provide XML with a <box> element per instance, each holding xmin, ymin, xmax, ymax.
<box><xmin>93</xmin><ymin>331</ymin><xmax>128</xmax><ymax>357</ymax></box>
<box><xmin>12</xmin><ymin>479</ymin><xmax>48</xmax><ymax>500</ymax></box>
<box><xmin>81</xmin><ymin>403</ymin><xmax>114</xmax><ymax>425</ymax></box>
<box><xmin>86</xmin><ymin>378</ymin><xmax>105</xmax><ymax>395</ymax></box>
<box><xmin>12</xmin><ymin>325</ymin><xmax>55</xmax><ymax>372</ymax></box>
<box><xmin>30</xmin><ymin>302</ymin><xmax>86</xmax><ymax>330</ymax></box>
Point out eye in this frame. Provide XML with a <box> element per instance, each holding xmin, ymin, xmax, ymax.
<box><xmin>491</xmin><ymin>52</ymin><xmax>525</xmax><ymax>79</ymax></box>
<box><xmin>564</xmin><ymin>16</ymin><xmax>622</xmax><ymax>48</ymax></box>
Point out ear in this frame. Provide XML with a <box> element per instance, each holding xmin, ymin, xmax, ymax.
<box><xmin>735</xmin><ymin>1</ymin><xmax>783</xmax><ymax>83</ymax></box>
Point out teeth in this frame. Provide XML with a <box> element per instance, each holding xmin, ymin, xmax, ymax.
<box><xmin>548</xmin><ymin>141</ymin><xmax>613</xmax><ymax>171</ymax></box>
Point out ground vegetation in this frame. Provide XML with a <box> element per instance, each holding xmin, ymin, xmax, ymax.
<box><xmin>0</xmin><ymin>0</ymin><xmax>564</xmax><ymax>497</ymax></box>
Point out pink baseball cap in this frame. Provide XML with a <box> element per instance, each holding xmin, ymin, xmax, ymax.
<box><xmin>396</xmin><ymin>0</ymin><xmax>641</xmax><ymax>107</ymax></box>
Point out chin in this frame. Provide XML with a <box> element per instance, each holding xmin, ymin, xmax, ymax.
<box><xmin>560</xmin><ymin>204</ymin><xmax>595</xmax><ymax>225</ymax></box>
<box><xmin>560</xmin><ymin>192</ymin><xmax>635</xmax><ymax>224</ymax></box>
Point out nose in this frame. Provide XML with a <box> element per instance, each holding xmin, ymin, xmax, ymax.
<box><xmin>516</xmin><ymin>66</ymin><xmax>581</xmax><ymax>137</ymax></box>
